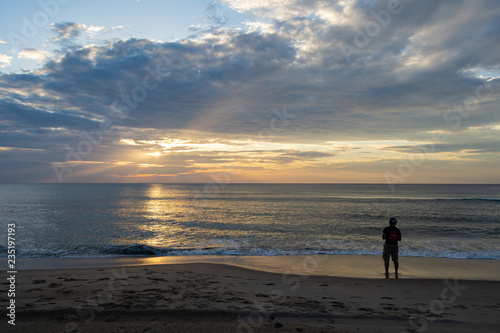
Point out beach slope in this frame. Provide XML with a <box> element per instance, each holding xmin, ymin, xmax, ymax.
<box><xmin>3</xmin><ymin>259</ymin><xmax>500</xmax><ymax>333</ymax></box>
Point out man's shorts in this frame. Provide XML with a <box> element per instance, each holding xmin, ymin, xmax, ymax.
<box><xmin>383</xmin><ymin>244</ymin><xmax>399</xmax><ymax>262</ymax></box>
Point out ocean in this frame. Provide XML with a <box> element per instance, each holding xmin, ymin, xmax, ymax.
<box><xmin>1</xmin><ymin>184</ymin><xmax>499</xmax><ymax>260</ymax></box>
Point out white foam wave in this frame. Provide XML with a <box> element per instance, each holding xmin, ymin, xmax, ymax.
<box><xmin>2</xmin><ymin>244</ymin><xmax>499</xmax><ymax>260</ymax></box>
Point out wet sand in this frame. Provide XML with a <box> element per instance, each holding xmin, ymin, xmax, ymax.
<box><xmin>12</xmin><ymin>254</ymin><xmax>500</xmax><ymax>280</ymax></box>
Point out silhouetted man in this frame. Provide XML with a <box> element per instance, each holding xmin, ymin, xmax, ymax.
<box><xmin>382</xmin><ymin>217</ymin><xmax>401</xmax><ymax>278</ymax></box>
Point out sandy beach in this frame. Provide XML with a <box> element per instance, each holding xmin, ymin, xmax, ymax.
<box><xmin>3</xmin><ymin>256</ymin><xmax>500</xmax><ymax>333</ymax></box>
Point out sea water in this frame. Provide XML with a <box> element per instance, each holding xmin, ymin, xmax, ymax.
<box><xmin>1</xmin><ymin>184</ymin><xmax>498</xmax><ymax>259</ymax></box>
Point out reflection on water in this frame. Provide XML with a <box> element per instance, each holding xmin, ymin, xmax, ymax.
<box><xmin>116</xmin><ymin>184</ymin><xmax>195</xmax><ymax>247</ymax></box>
<box><xmin>145</xmin><ymin>184</ymin><xmax>169</xmax><ymax>221</ymax></box>
<box><xmin>142</xmin><ymin>184</ymin><xmax>180</xmax><ymax>246</ymax></box>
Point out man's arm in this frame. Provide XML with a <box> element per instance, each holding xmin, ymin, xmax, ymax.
<box><xmin>382</xmin><ymin>232</ymin><xmax>386</xmax><ymax>240</ymax></box>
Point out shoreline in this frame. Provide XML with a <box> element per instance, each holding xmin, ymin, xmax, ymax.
<box><xmin>4</xmin><ymin>261</ymin><xmax>500</xmax><ymax>332</ymax></box>
<box><xmin>9</xmin><ymin>254</ymin><xmax>500</xmax><ymax>281</ymax></box>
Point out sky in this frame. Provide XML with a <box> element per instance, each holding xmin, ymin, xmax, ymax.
<box><xmin>0</xmin><ymin>0</ymin><xmax>499</xmax><ymax>184</ymax></box>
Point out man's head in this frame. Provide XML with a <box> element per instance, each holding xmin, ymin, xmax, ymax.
<box><xmin>389</xmin><ymin>217</ymin><xmax>397</xmax><ymax>225</ymax></box>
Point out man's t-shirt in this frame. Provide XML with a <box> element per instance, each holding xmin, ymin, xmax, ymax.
<box><xmin>383</xmin><ymin>225</ymin><xmax>401</xmax><ymax>246</ymax></box>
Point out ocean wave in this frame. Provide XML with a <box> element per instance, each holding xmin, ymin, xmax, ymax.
<box><xmin>394</xmin><ymin>197</ymin><xmax>500</xmax><ymax>202</ymax></box>
<box><xmin>436</xmin><ymin>198</ymin><xmax>500</xmax><ymax>202</ymax></box>
<box><xmin>297</xmin><ymin>196</ymin><xmax>500</xmax><ymax>203</ymax></box>
<box><xmin>215</xmin><ymin>195</ymin><xmax>500</xmax><ymax>202</ymax></box>
<box><xmin>2</xmin><ymin>243</ymin><xmax>499</xmax><ymax>260</ymax></box>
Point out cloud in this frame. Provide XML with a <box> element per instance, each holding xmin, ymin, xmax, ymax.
<box><xmin>50</xmin><ymin>22</ymin><xmax>87</xmax><ymax>43</ymax></box>
<box><xmin>221</xmin><ymin>0</ymin><xmax>338</xmax><ymax>21</ymax></box>
<box><xmin>50</xmin><ymin>22</ymin><xmax>125</xmax><ymax>46</ymax></box>
<box><xmin>0</xmin><ymin>54</ymin><xmax>12</xmax><ymax>67</ymax></box>
<box><xmin>17</xmin><ymin>49</ymin><xmax>51</xmax><ymax>61</ymax></box>
<box><xmin>1</xmin><ymin>1</ymin><xmax>500</xmax><ymax>183</ymax></box>
<box><xmin>86</xmin><ymin>25</ymin><xmax>124</xmax><ymax>39</ymax></box>
<box><xmin>282</xmin><ymin>151</ymin><xmax>335</xmax><ymax>159</ymax></box>
<box><xmin>119</xmin><ymin>138</ymin><xmax>139</xmax><ymax>146</ymax></box>
<box><xmin>3</xmin><ymin>2</ymin><xmax>498</xmax><ymax>140</ymax></box>
<box><xmin>382</xmin><ymin>141</ymin><xmax>500</xmax><ymax>155</ymax></box>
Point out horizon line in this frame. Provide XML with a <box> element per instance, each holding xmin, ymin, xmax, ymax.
<box><xmin>1</xmin><ymin>182</ymin><xmax>499</xmax><ymax>185</ymax></box>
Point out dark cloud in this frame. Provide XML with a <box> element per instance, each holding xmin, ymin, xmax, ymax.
<box><xmin>50</xmin><ymin>22</ymin><xmax>86</xmax><ymax>43</ymax></box>
<box><xmin>382</xmin><ymin>142</ymin><xmax>500</xmax><ymax>154</ymax></box>
<box><xmin>282</xmin><ymin>151</ymin><xmax>335</xmax><ymax>159</ymax></box>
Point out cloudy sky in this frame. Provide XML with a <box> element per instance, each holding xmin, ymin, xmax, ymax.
<box><xmin>0</xmin><ymin>0</ymin><xmax>499</xmax><ymax>184</ymax></box>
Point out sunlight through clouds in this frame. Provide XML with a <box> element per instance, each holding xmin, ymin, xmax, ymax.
<box><xmin>0</xmin><ymin>0</ymin><xmax>499</xmax><ymax>183</ymax></box>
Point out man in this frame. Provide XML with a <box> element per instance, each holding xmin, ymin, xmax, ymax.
<box><xmin>382</xmin><ymin>217</ymin><xmax>402</xmax><ymax>278</ymax></box>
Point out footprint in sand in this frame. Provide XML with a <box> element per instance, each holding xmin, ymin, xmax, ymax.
<box><xmin>383</xmin><ymin>306</ymin><xmax>399</xmax><ymax>311</ymax></box>
<box><xmin>331</xmin><ymin>301</ymin><xmax>347</xmax><ymax>309</ymax></box>
<box><xmin>56</xmin><ymin>289</ymin><xmax>73</xmax><ymax>295</ymax></box>
<box><xmin>358</xmin><ymin>307</ymin><xmax>375</xmax><ymax>312</ymax></box>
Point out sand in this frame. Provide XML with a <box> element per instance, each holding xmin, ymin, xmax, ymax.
<box><xmin>2</xmin><ymin>255</ymin><xmax>500</xmax><ymax>332</ymax></box>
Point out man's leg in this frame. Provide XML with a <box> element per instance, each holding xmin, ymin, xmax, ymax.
<box><xmin>393</xmin><ymin>246</ymin><xmax>399</xmax><ymax>279</ymax></box>
<box><xmin>383</xmin><ymin>245</ymin><xmax>390</xmax><ymax>278</ymax></box>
